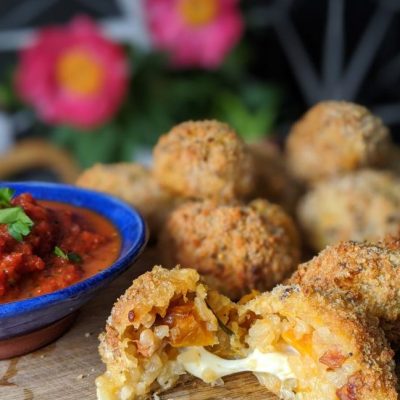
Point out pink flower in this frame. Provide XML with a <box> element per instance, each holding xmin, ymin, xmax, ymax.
<box><xmin>15</xmin><ymin>17</ymin><xmax>128</xmax><ymax>130</ymax></box>
<box><xmin>145</xmin><ymin>0</ymin><xmax>243</xmax><ymax>69</ymax></box>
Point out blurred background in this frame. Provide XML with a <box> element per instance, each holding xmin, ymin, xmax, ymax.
<box><xmin>0</xmin><ymin>0</ymin><xmax>399</xmax><ymax>182</ymax></box>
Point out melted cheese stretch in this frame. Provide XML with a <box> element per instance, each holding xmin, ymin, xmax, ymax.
<box><xmin>177</xmin><ymin>347</ymin><xmax>296</xmax><ymax>383</ymax></box>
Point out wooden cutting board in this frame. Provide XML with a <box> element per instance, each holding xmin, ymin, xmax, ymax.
<box><xmin>0</xmin><ymin>248</ymin><xmax>277</xmax><ymax>400</ymax></box>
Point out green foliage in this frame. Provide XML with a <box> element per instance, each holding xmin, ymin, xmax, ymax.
<box><xmin>5</xmin><ymin>45</ymin><xmax>282</xmax><ymax>168</ymax></box>
<box><xmin>0</xmin><ymin>84</ymin><xmax>14</xmax><ymax>108</ymax></box>
<box><xmin>0</xmin><ymin>68</ymin><xmax>22</xmax><ymax>110</ymax></box>
<box><xmin>51</xmin><ymin>124</ymin><xmax>123</xmax><ymax>168</ymax></box>
<box><xmin>214</xmin><ymin>83</ymin><xmax>281</xmax><ymax>142</ymax></box>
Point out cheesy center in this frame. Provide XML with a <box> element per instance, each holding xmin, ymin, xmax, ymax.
<box><xmin>178</xmin><ymin>346</ymin><xmax>296</xmax><ymax>383</ymax></box>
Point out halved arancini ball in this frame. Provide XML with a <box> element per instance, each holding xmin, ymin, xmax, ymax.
<box><xmin>96</xmin><ymin>266</ymin><xmax>238</xmax><ymax>400</ymax></box>
<box><xmin>97</xmin><ymin>267</ymin><xmax>398</xmax><ymax>400</ymax></box>
<box><xmin>289</xmin><ymin>239</ymin><xmax>400</xmax><ymax>346</ymax></box>
<box><xmin>240</xmin><ymin>285</ymin><xmax>397</xmax><ymax>400</ymax></box>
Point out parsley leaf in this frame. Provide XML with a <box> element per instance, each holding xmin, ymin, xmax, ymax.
<box><xmin>0</xmin><ymin>207</ymin><xmax>34</xmax><ymax>242</ymax></box>
<box><xmin>54</xmin><ymin>246</ymin><xmax>68</xmax><ymax>260</ymax></box>
<box><xmin>67</xmin><ymin>252</ymin><xmax>82</xmax><ymax>264</ymax></box>
<box><xmin>0</xmin><ymin>188</ymin><xmax>34</xmax><ymax>241</ymax></box>
<box><xmin>54</xmin><ymin>247</ymin><xmax>82</xmax><ymax>264</ymax></box>
<box><xmin>0</xmin><ymin>188</ymin><xmax>14</xmax><ymax>208</ymax></box>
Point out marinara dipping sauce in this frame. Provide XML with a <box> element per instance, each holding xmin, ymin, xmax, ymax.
<box><xmin>0</xmin><ymin>192</ymin><xmax>121</xmax><ymax>303</ymax></box>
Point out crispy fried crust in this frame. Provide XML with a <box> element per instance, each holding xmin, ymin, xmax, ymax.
<box><xmin>286</xmin><ymin>101</ymin><xmax>390</xmax><ymax>184</ymax></box>
<box><xmin>106</xmin><ymin>266</ymin><xmax>204</xmax><ymax>331</ymax></box>
<box><xmin>297</xmin><ymin>169</ymin><xmax>400</xmax><ymax>251</ymax></box>
<box><xmin>160</xmin><ymin>199</ymin><xmax>301</xmax><ymax>299</ymax></box>
<box><xmin>289</xmin><ymin>240</ymin><xmax>400</xmax><ymax>345</ymax></box>
<box><xmin>97</xmin><ymin>266</ymin><xmax>398</xmax><ymax>400</ymax></box>
<box><xmin>97</xmin><ymin>266</ymin><xmax>229</xmax><ymax>400</ymax></box>
<box><xmin>241</xmin><ymin>285</ymin><xmax>398</xmax><ymax>400</ymax></box>
<box><xmin>247</xmin><ymin>141</ymin><xmax>303</xmax><ymax>214</ymax></box>
<box><xmin>76</xmin><ymin>163</ymin><xmax>176</xmax><ymax>233</ymax></box>
<box><xmin>153</xmin><ymin>120</ymin><xmax>255</xmax><ymax>201</ymax></box>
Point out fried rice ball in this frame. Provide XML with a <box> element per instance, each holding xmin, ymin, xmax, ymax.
<box><xmin>289</xmin><ymin>239</ymin><xmax>400</xmax><ymax>345</ymax></box>
<box><xmin>153</xmin><ymin>120</ymin><xmax>255</xmax><ymax>201</ymax></box>
<box><xmin>97</xmin><ymin>266</ymin><xmax>397</xmax><ymax>400</ymax></box>
<box><xmin>76</xmin><ymin>163</ymin><xmax>175</xmax><ymax>234</ymax></box>
<box><xmin>247</xmin><ymin>141</ymin><xmax>303</xmax><ymax>214</ymax></box>
<box><xmin>286</xmin><ymin>101</ymin><xmax>390</xmax><ymax>184</ymax></box>
<box><xmin>297</xmin><ymin>169</ymin><xmax>400</xmax><ymax>251</ymax></box>
<box><xmin>239</xmin><ymin>285</ymin><xmax>397</xmax><ymax>400</ymax></box>
<box><xmin>160</xmin><ymin>199</ymin><xmax>301</xmax><ymax>299</ymax></box>
<box><xmin>96</xmin><ymin>266</ymin><xmax>240</xmax><ymax>400</ymax></box>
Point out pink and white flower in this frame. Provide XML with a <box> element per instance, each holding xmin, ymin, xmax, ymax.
<box><xmin>15</xmin><ymin>17</ymin><xmax>128</xmax><ymax>130</ymax></box>
<box><xmin>145</xmin><ymin>0</ymin><xmax>243</xmax><ymax>69</ymax></box>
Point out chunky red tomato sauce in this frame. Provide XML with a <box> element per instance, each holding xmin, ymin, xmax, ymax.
<box><xmin>0</xmin><ymin>193</ymin><xmax>121</xmax><ymax>303</ymax></box>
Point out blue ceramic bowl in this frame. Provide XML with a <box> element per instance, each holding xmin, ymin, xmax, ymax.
<box><xmin>0</xmin><ymin>182</ymin><xmax>147</xmax><ymax>341</ymax></box>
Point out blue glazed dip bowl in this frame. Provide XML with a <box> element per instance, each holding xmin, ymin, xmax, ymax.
<box><xmin>0</xmin><ymin>182</ymin><xmax>147</xmax><ymax>358</ymax></box>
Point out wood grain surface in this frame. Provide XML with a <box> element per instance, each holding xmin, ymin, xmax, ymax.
<box><xmin>0</xmin><ymin>249</ymin><xmax>278</xmax><ymax>400</ymax></box>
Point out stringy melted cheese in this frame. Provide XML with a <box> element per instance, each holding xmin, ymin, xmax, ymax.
<box><xmin>177</xmin><ymin>346</ymin><xmax>296</xmax><ymax>384</ymax></box>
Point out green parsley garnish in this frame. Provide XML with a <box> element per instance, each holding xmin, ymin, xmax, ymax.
<box><xmin>0</xmin><ymin>188</ymin><xmax>14</xmax><ymax>208</ymax></box>
<box><xmin>54</xmin><ymin>246</ymin><xmax>68</xmax><ymax>260</ymax></box>
<box><xmin>0</xmin><ymin>202</ymin><xmax>34</xmax><ymax>242</ymax></box>
<box><xmin>67</xmin><ymin>252</ymin><xmax>82</xmax><ymax>264</ymax></box>
<box><xmin>54</xmin><ymin>246</ymin><xmax>82</xmax><ymax>264</ymax></box>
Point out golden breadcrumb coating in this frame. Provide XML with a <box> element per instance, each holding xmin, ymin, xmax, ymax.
<box><xmin>76</xmin><ymin>163</ymin><xmax>176</xmax><ymax>234</ymax></box>
<box><xmin>96</xmin><ymin>266</ymin><xmax>236</xmax><ymax>400</ymax></box>
<box><xmin>297</xmin><ymin>169</ymin><xmax>400</xmax><ymax>251</ymax></box>
<box><xmin>160</xmin><ymin>199</ymin><xmax>301</xmax><ymax>299</ymax></box>
<box><xmin>240</xmin><ymin>285</ymin><xmax>398</xmax><ymax>400</ymax></box>
<box><xmin>97</xmin><ymin>266</ymin><xmax>398</xmax><ymax>400</ymax></box>
<box><xmin>286</xmin><ymin>101</ymin><xmax>390</xmax><ymax>184</ymax></box>
<box><xmin>290</xmin><ymin>240</ymin><xmax>400</xmax><ymax>345</ymax></box>
<box><xmin>153</xmin><ymin>120</ymin><xmax>255</xmax><ymax>201</ymax></box>
<box><xmin>247</xmin><ymin>141</ymin><xmax>303</xmax><ymax>214</ymax></box>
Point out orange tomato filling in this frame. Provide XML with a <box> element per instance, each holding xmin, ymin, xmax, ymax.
<box><xmin>160</xmin><ymin>300</ymin><xmax>215</xmax><ymax>347</ymax></box>
<box><xmin>282</xmin><ymin>330</ymin><xmax>314</xmax><ymax>357</ymax></box>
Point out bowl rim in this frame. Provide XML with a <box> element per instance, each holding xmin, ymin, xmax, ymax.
<box><xmin>0</xmin><ymin>181</ymin><xmax>147</xmax><ymax>318</ymax></box>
